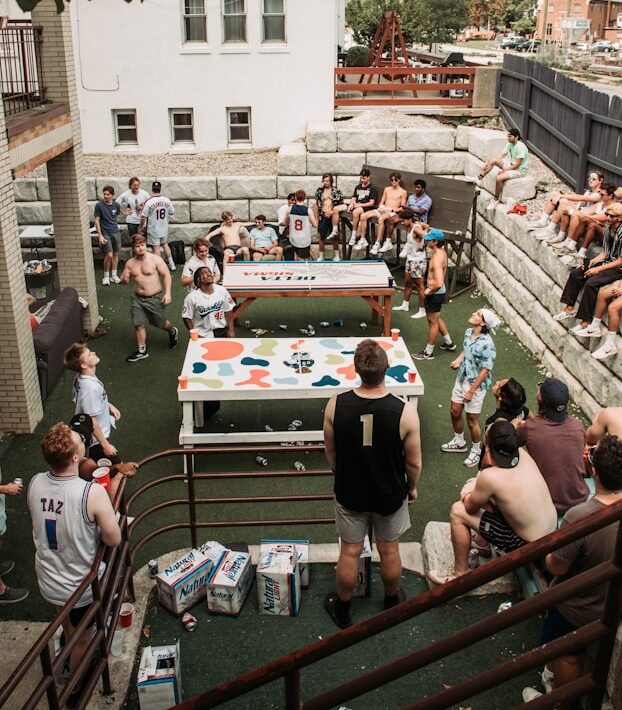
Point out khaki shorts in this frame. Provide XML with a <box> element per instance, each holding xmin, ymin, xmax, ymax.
<box><xmin>451</xmin><ymin>378</ymin><xmax>487</xmax><ymax>415</ymax></box>
<box><xmin>131</xmin><ymin>292</ymin><xmax>166</xmax><ymax>328</ymax></box>
<box><xmin>335</xmin><ymin>498</ymin><xmax>411</xmax><ymax>543</ymax></box>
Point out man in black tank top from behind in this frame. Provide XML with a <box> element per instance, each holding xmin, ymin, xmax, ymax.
<box><xmin>323</xmin><ymin>339</ymin><xmax>422</xmax><ymax>628</ymax></box>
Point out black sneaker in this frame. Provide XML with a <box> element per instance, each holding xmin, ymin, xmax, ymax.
<box><xmin>0</xmin><ymin>560</ymin><xmax>15</xmax><ymax>576</ymax></box>
<box><xmin>412</xmin><ymin>349</ymin><xmax>434</xmax><ymax>361</ymax></box>
<box><xmin>126</xmin><ymin>349</ymin><xmax>149</xmax><ymax>363</ymax></box>
<box><xmin>439</xmin><ymin>341</ymin><xmax>457</xmax><ymax>352</ymax></box>
<box><xmin>169</xmin><ymin>327</ymin><xmax>179</xmax><ymax>350</ymax></box>
<box><xmin>0</xmin><ymin>585</ymin><xmax>29</xmax><ymax>604</ymax></box>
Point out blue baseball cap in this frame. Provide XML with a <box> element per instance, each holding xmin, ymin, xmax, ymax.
<box><xmin>424</xmin><ymin>228</ymin><xmax>444</xmax><ymax>242</ymax></box>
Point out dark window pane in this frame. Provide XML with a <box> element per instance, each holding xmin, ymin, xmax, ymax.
<box><xmin>224</xmin><ymin>16</ymin><xmax>246</xmax><ymax>41</ymax></box>
<box><xmin>263</xmin><ymin>0</ymin><xmax>283</xmax><ymax>12</ymax></box>
<box><xmin>230</xmin><ymin>125</ymin><xmax>249</xmax><ymax>141</ymax></box>
<box><xmin>174</xmin><ymin>127</ymin><xmax>194</xmax><ymax>142</ymax></box>
<box><xmin>263</xmin><ymin>16</ymin><xmax>284</xmax><ymax>41</ymax></box>
<box><xmin>229</xmin><ymin>111</ymin><xmax>249</xmax><ymax>125</ymax></box>
<box><xmin>185</xmin><ymin>17</ymin><xmax>206</xmax><ymax>41</ymax></box>
<box><xmin>118</xmin><ymin>128</ymin><xmax>137</xmax><ymax>143</ymax></box>
<box><xmin>117</xmin><ymin>113</ymin><xmax>135</xmax><ymax>127</ymax></box>
<box><xmin>185</xmin><ymin>0</ymin><xmax>204</xmax><ymax>12</ymax></box>
<box><xmin>173</xmin><ymin>113</ymin><xmax>193</xmax><ymax>126</ymax></box>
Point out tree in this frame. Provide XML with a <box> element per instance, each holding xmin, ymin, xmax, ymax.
<box><xmin>470</xmin><ymin>0</ymin><xmax>508</xmax><ymax>28</ymax></box>
<box><xmin>408</xmin><ymin>0</ymin><xmax>470</xmax><ymax>46</ymax></box>
<box><xmin>345</xmin><ymin>0</ymin><xmax>415</xmax><ymax>46</ymax></box>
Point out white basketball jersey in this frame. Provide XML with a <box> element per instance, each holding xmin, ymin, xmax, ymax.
<box><xmin>288</xmin><ymin>204</ymin><xmax>312</xmax><ymax>248</ymax></box>
<box><xmin>28</xmin><ymin>472</ymin><xmax>101</xmax><ymax>608</ymax></box>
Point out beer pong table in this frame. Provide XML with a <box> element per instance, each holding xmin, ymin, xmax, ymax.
<box><xmin>221</xmin><ymin>260</ymin><xmax>395</xmax><ymax>336</ymax></box>
<box><xmin>177</xmin><ymin>336</ymin><xmax>424</xmax><ymax>445</ymax></box>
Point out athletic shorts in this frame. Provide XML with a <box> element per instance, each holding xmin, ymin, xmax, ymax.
<box><xmin>100</xmin><ymin>232</ymin><xmax>121</xmax><ymax>254</ymax></box>
<box><xmin>451</xmin><ymin>378</ymin><xmax>487</xmax><ymax>415</ymax></box>
<box><xmin>318</xmin><ymin>215</ymin><xmax>333</xmax><ymax>238</ymax></box>
<box><xmin>479</xmin><ymin>509</ymin><xmax>527</xmax><ymax>552</ymax></box>
<box><xmin>88</xmin><ymin>443</ymin><xmax>122</xmax><ymax>467</ymax></box>
<box><xmin>127</xmin><ymin>223</ymin><xmax>140</xmax><ymax>237</ymax></box>
<box><xmin>224</xmin><ymin>244</ymin><xmax>243</xmax><ymax>254</ymax></box>
<box><xmin>147</xmin><ymin>232</ymin><xmax>168</xmax><ymax>247</ymax></box>
<box><xmin>68</xmin><ymin>601</ymin><xmax>93</xmax><ymax>628</ymax></box>
<box><xmin>131</xmin><ymin>292</ymin><xmax>166</xmax><ymax>329</ymax></box>
<box><xmin>424</xmin><ymin>292</ymin><xmax>445</xmax><ymax>313</ymax></box>
<box><xmin>293</xmin><ymin>245</ymin><xmax>311</xmax><ymax>259</ymax></box>
<box><xmin>0</xmin><ymin>494</ymin><xmax>6</xmax><ymax>536</ymax></box>
<box><xmin>406</xmin><ymin>259</ymin><xmax>426</xmax><ymax>279</ymax></box>
<box><xmin>539</xmin><ymin>607</ymin><xmax>583</xmax><ymax>654</ymax></box>
<box><xmin>335</xmin><ymin>498</ymin><xmax>411</xmax><ymax>543</ymax></box>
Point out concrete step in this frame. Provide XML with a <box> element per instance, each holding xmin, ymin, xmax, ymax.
<box><xmin>421</xmin><ymin>521</ymin><xmax>516</xmax><ymax>596</ymax></box>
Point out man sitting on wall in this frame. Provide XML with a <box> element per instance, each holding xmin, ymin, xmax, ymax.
<box><xmin>209</xmin><ymin>211</ymin><xmax>251</xmax><ymax>262</ymax></box>
<box><xmin>478</xmin><ymin>128</ymin><xmax>529</xmax><ymax>211</ymax></box>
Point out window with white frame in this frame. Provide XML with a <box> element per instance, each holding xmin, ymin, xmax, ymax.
<box><xmin>262</xmin><ymin>0</ymin><xmax>285</xmax><ymax>42</ymax></box>
<box><xmin>227</xmin><ymin>107</ymin><xmax>251</xmax><ymax>143</ymax></box>
<box><xmin>183</xmin><ymin>0</ymin><xmax>207</xmax><ymax>42</ymax></box>
<box><xmin>223</xmin><ymin>0</ymin><xmax>246</xmax><ymax>42</ymax></box>
<box><xmin>170</xmin><ymin>108</ymin><xmax>194</xmax><ymax>143</ymax></box>
<box><xmin>112</xmin><ymin>109</ymin><xmax>137</xmax><ymax>145</ymax></box>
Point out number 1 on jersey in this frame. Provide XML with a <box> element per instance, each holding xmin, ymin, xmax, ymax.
<box><xmin>360</xmin><ymin>414</ymin><xmax>373</xmax><ymax>446</ymax></box>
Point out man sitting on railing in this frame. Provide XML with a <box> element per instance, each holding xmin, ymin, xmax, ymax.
<box><xmin>27</xmin><ymin>423</ymin><xmax>121</xmax><ymax>700</ymax></box>
<box><xmin>522</xmin><ymin>434</ymin><xmax>622</xmax><ymax>703</ymax></box>
<box><xmin>428</xmin><ymin>420</ymin><xmax>557</xmax><ymax>584</ymax></box>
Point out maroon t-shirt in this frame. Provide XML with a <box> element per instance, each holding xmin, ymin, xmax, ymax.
<box><xmin>515</xmin><ymin>415</ymin><xmax>589</xmax><ymax>513</ymax></box>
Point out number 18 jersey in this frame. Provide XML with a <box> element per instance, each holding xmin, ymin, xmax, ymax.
<box><xmin>333</xmin><ymin>391</ymin><xmax>407</xmax><ymax>515</ymax></box>
<box><xmin>141</xmin><ymin>195</ymin><xmax>175</xmax><ymax>240</ymax></box>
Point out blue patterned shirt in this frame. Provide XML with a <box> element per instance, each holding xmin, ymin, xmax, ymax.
<box><xmin>456</xmin><ymin>328</ymin><xmax>496</xmax><ymax>391</ymax></box>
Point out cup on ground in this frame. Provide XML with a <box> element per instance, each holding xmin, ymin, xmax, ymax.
<box><xmin>120</xmin><ymin>602</ymin><xmax>134</xmax><ymax>628</ymax></box>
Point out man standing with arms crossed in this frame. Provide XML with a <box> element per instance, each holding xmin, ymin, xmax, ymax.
<box><xmin>323</xmin><ymin>339</ymin><xmax>422</xmax><ymax>628</ymax></box>
<box><xmin>28</xmin><ymin>423</ymin><xmax>120</xmax><ymax>698</ymax></box>
<box><xmin>140</xmin><ymin>181</ymin><xmax>176</xmax><ymax>271</ymax></box>
<box><xmin>121</xmin><ymin>234</ymin><xmax>178</xmax><ymax>362</ymax></box>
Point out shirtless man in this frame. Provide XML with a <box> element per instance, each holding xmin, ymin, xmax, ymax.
<box><xmin>413</xmin><ymin>229</ymin><xmax>455</xmax><ymax>361</ymax></box>
<box><xmin>586</xmin><ymin>407</ymin><xmax>622</xmax><ymax>445</ymax></box>
<box><xmin>314</xmin><ymin>173</ymin><xmax>343</xmax><ymax>261</ymax></box>
<box><xmin>209</xmin><ymin>211</ymin><xmax>250</xmax><ymax>262</ymax></box>
<box><xmin>359</xmin><ymin>172</ymin><xmax>408</xmax><ymax>256</ymax></box>
<box><xmin>427</xmin><ymin>419</ymin><xmax>557</xmax><ymax>583</ymax></box>
<box><xmin>121</xmin><ymin>234</ymin><xmax>178</xmax><ymax>362</ymax></box>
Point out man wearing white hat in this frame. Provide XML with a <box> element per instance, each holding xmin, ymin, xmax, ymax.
<box><xmin>441</xmin><ymin>308</ymin><xmax>500</xmax><ymax>467</ymax></box>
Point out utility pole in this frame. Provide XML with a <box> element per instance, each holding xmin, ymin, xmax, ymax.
<box><xmin>540</xmin><ymin>0</ymin><xmax>549</xmax><ymax>45</ymax></box>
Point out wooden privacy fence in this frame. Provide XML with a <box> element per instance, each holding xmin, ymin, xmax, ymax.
<box><xmin>334</xmin><ymin>66</ymin><xmax>475</xmax><ymax>108</ymax></box>
<box><xmin>498</xmin><ymin>54</ymin><xmax>622</xmax><ymax>191</ymax></box>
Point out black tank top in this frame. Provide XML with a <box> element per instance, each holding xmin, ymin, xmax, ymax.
<box><xmin>333</xmin><ymin>390</ymin><xmax>407</xmax><ymax>515</ymax></box>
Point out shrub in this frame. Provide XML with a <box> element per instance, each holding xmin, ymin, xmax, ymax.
<box><xmin>346</xmin><ymin>45</ymin><xmax>371</xmax><ymax>67</ymax></box>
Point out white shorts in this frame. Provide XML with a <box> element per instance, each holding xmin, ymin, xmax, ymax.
<box><xmin>501</xmin><ymin>161</ymin><xmax>524</xmax><ymax>180</ymax></box>
<box><xmin>451</xmin><ymin>379</ymin><xmax>487</xmax><ymax>414</ymax></box>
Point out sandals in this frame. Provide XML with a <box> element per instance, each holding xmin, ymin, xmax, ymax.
<box><xmin>324</xmin><ymin>592</ymin><xmax>352</xmax><ymax>629</ymax></box>
<box><xmin>553</xmin><ymin>310</ymin><xmax>576</xmax><ymax>322</ymax></box>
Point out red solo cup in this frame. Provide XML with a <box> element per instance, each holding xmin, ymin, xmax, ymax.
<box><xmin>97</xmin><ymin>458</ymin><xmax>112</xmax><ymax>468</ymax></box>
<box><xmin>408</xmin><ymin>370</ymin><xmax>417</xmax><ymax>384</ymax></box>
<box><xmin>391</xmin><ymin>328</ymin><xmax>400</xmax><ymax>341</ymax></box>
<box><xmin>228</xmin><ymin>255</ymin><xmax>235</xmax><ymax>263</ymax></box>
<box><xmin>92</xmin><ymin>467</ymin><xmax>111</xmax><ymax>490</ymax></box>
<box><xmin>178</xmin><ymin>375</ymin><xmax>189</xmax><ymax>390</ymax></box>
<box><xmin>189</xmin><ymin>329</ymin><xmax>199</xmax><ymax>341</ymax></box>
<box><xmin>120</xmin><ymin>602</ymin><xmax>134</xmax><ymax>628</ymax></box>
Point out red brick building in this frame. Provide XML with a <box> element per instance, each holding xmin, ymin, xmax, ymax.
<box><xmin>535</xmin><ymin>0</ymin><xmax>622</xmax><ymax>42</ymax></box>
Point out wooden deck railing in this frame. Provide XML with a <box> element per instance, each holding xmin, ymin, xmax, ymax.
<box><xmin>334</xmin><ymin>65</ymin><xmax>476</xmax><ymax>108</ymax></box>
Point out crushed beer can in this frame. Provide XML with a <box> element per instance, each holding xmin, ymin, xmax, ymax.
<box><xmin>278</xmin><ymin>324</ymin><xmax>288</xmax><ymax>330</ymax></box>
<box><xmin>468</xmin><ymin>549</ymin><xmax>480</xmax><ymax>569</ymax></box>
<box><xmin>294</xmin><ymin>461</ymin><xmax>306</xmax><ymax>472</ymax></box>
<box><xmin>334</xmin><ymin>319</ymin><xmax>343</xmax><ymax>327</ymax></box>
<box><xmin>291</xmin><ymin>419</ymin><xmax>302</xmax><ymax>427</ymax></box>
<box><xmin>256</xmin><ymin>455</ymin><xmax>268</xmax><ymax>466</ymax></box>
<box><xmin>319</xmin><ymin>321</ymin><xmax>330</xmax><ymax>327</ymax></box>
<box><xmin>148</xmin><ymin>559</ymin><xmax>158</xmax><ymax>579</ymax></box>
<box><xmin>497</xmin><ymin>601</ymin><xmax>513</xmax><ymax>613</ymax></box>
<box><xmin>243</xmin><ymin>320</ymin><xmax>251</xmax><ymax>328</ymax></box>
<box><xmin>181</xmin><ymin>611</ymin><xmax>197</xmax><ymax>631</ymax></box>
<box><xmin>359</xmin><ymin>322</ymin><xmax>367</xmax><ymax>329</ymax></box>
<box><xmin>299</xmin><ymin>328</ymin><xmax>309</xmax><ymax>335</ymax></box>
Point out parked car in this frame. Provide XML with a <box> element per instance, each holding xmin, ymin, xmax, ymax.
<box><xmin>500</xmin><ymin>36</ymin><xmax>521</xmax><ymax>50</ymax></box>
<box><xmin>575</xmin><ymin>41</ymin><xmax>592</xmax><ymax>51</ymax></box>
<box><xmin>592</xmin><ymin>40</ymin><xmax>616</xmax><ymax>52</ymax></box>
<box><xmin>513</xmin><ymin>38</ymin><xmax>530</xmax><ymax>51</ymax></box>
<box><xmin>519</xmin><ymin>39</ymin><xmax>541</xmax><ymax>52</ymax></box>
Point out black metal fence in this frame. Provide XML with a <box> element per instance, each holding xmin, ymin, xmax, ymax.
<box><xmin>0</xmin><ymin>23</ymin><xmax>45</xmax><ymax>117</ymax></box>
<box><xmin>498</xmin><ymin>54</ymin><xmax>622</xmax><ymax>191</ymax></box>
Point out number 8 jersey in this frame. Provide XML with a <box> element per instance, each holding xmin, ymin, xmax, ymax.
<box><xmin>288</xmin><ymin>203</ymin><xmax>312</xmax><ymax>249</ymax></box>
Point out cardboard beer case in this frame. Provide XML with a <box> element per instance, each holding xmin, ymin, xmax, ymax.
<box><xmin>339</xmin><ymin>533</ymin><xmax>372</xmax><ymax>597</ymax></box>
<box><xmin>156</xmin><ymin>541</ymin><xmax>226</xmax><ymax>615</ymax></box>
<box><xmin>207</xmin><ymin>549</ymin><xmax>253</xmax><ymax>616</ymax></box>
<box><xmin>260</xmin><ymin>538</ymin><xmax>309</xmax><ymax>588</ymax></box>
<box><xmin>256</xmin><ymin>543</ymin><xmax>301</xmax><ymax>616</ymax></box>
<box><xmin>136</xmin><ymin>641</ymin><xmax>182</xmax><ymax>710</ymax></box>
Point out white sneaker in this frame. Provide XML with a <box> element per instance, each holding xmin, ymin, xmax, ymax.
<box><xmin>463</xmin><ymin>449</ymin><xmax>481</xmax><ymax>467</ymax></box>
<box><xmin>410</xmin><ymin>309</ymin><xmax>426</xmax><ymax>319</ymax></box>
<box><xmin>522</xmin><ymin>687</ymin><xmax>543</xmax><ymax>703</ymax></box>
<box><xmin>534</xmin><ymin>227</ymin><xmax>556</xmax><ymax>241</ymax></box>
<box><xmin>102</xmin><ymin>275</ymin><xmax>110</xmax><ymax>286</ymax></box>
<box><xmin>592</xmin><ymin>343</ymin><xmax>618</xmax><ymax>360</ymax></box>
<box><xmin>333</xmin><ymin>253</ymin><xmax>340</xmax><ymax>262</ymax></box>
<box><xmin>370</xmin><ymin>242</ymin><xmax>380</xmax><ymax>256</ymax></box>
<box><xmin>169</xmin><ymin>262</ymin><xmax>177</xmax><ymax>271</ymax></box>
<box><xmin>569</xmin><ymin>323</ymin><xmax>590</xmax><ymax>336</ymax></box>
<box><xmin>317</xmin><ymin>253</ymin><xmax>324</xmax><ymax>261</ymax></box>
<box><xmin>441</xmin><ymin>437</ymin><xmax>468</xmax><ymax>453</ymax></box>
<box><xmin>553</xmin><ymin>310</ymin><xmax>577</xmax><ymax>321</ymax></box>
<box><xmin>485</xmin><ymin>200</ymin><xmax>497</xmax><ymax>212</ymax></box>
<box><xmin>379</xmin><ymin>239</ymin><xmax>393</xmax><ymax>254</ymax></box>
<box><xmin>527</xmin><ymin>217</ymin><xmax>548</xmax><ymax>230</ymax></box>
<box><xmin>111</xmin><ymin>274</ymin><xmax>122</xmax><ymax>284</ymax></box>
<box><xmin>393</xmin><ymin>302</ymin><xmax>409</xmax><ymax>312</ymax></box>
<box><xmin>572</xmin><ymin>325</ymin><xmax>602</xmax><ymax>338</ymax></box>
<box><xmin>545</xmin><ymin>233</ymin><xmax>566</xmax><ymax>245</ymax></box>
<box><xmin>561</xmin><ymin>254</ymin><xmax>582</xmax><ymax>268</ymax></box>
<box><xmin>353</xmin><ymin>237</ymin><xmax>368</xmax><ymax>252</ymax></box>
<box><xmin>348</xmin><ymin>233</ymin><xmax>358</xmax><ymax>247</ymax></box>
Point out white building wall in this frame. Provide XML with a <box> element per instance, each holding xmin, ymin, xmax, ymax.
<box><xmin>69</xmin><ymin>0</ymin><xmax>336</xmax><ymax>154</ymax></box>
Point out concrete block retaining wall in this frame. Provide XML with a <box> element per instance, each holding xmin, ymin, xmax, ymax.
<box><xmin>15</xmin><ymin>123</ymin><xmax>622</xmax><ymax>415</ymax></box>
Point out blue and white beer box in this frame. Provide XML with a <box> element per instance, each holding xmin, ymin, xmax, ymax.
<box><xmin>257</xmin><ymin>544</ymin><xmax>301</xmax><ymax>616</ymax></box>
<box><xmin>137</xmin><ymin>641</ymin><xmax>182</xmax><ymax>710</ymax></box>
<box><xmin>156</xmin><ymin>542</ymin><xmax>226</xmax><ymax>615</ymax></box>
<box><xmin>260</xmin><ymin>538</ymin><xmax>309</xmax><ymax>588</ymax></box>
<box><xmin>207</xmin><ymin>550</ymin><xmax>253</xmax><ymax>616</ymax></box>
